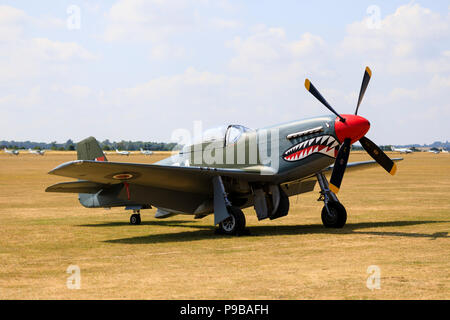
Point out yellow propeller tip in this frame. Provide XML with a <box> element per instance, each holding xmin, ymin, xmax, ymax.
<box><xmin>365</xmin><ymin>66</ymin><xmax>372</xmax><ymax>77</ymax></box>
<box><xmin>329</xmin><ymin>183</ymin><xmax>339</xmax><ymax>194</ymax></box>
<box><xmin>389</xmin><ymin>163</ymin><xmax>397</xmax><ymax>176</ymax></box>
<box><xmin>304</xmin><ymin>79</ymin><xmax>311</xmax><ymax>91</ymax></box>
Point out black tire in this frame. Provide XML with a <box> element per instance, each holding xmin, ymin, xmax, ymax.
<box><xmin>270</xmin><ymin>186</ymin><xmax>290</xmax><ymax>220</ymax></box>
<box><xmin>321</xmin><ymin>201</ymin><xmax>347</xmax><ymax>228</ymax></box>
<box><xmin>130</xmin><ymin>213</ymin><xmax>141</xmax><ymax>225</ymax></box>
<box><xmin>219</xmin><ymin>206</ymin><xmax>246</xmax><ymax>235</ymax></box>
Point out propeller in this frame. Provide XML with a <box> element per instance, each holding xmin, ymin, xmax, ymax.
<box><xmin>329</xmin><ymin>138</ymin><xmax>351</xmax><ymax>194</ymax></box>
<box><xmin>359</xmin><ymin>136</ymin><xmax>397</xmax><ymax>175</ymax></box>
<box><xmin>355</xmin><ymin>66</ymin><xmax>372</xmax><ymax>115</ymax></box>
<box><xmin>305</xmin><ymin>79</ymin><xmax>346</xmax><ymax>122</ymax></box>
<box><xmin>304</xmin><ymin>67</ymin><xmax>397</xmax><ymax>194</ymax></box>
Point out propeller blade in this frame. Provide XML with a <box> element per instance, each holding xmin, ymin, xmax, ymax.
<box><xmin>329</xmin><ymin>138</ymin><xmax>351</xmax><ymax>194</ymax></box>
<box><xmin>359</xmin><ymin>136</ymin><xmax>397</xmax><ymax>175</ymax></box>
<box><xmin>305</xmin><ymin>79</ymin><xmax>346</xmax><ymax>122</ymax></box>
<box><xmin>355</xmin><ymin>66</ymin><xmax>372</xmax><ymax>115</ymax></box>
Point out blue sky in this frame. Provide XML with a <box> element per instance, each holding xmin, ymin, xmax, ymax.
<box><xmin>0</xmin><ymin>1</ymin><xmax>449</xmax><ymax>145</ymax></box>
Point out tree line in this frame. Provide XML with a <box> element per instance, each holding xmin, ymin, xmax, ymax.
<box><xmin>0</xmin><ymin>139</ymin><xmax>180</xmax><ymax>151</ymax></box>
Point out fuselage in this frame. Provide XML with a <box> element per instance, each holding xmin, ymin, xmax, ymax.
<box><xmin>157</xmin><ymin>114</ymin><xmax>370</xmax><ymax>185</ymax></box>
<box><xmin>140</xmin><ymin>148</ymin><xmax>153</xmax><ymax>155</ymax></box>
<box><xmin>392</xmin><ymin>148</ymin><xmax>412</xmax><ymax>153</ymax></box>
<box><xmin>29</xmin><ymin>148</ymin><xmax>45</xmax><ymax>155</ymax></box>
<box><xmin>116</xmin><ymin>149</ymin><xmax>130</xmax><ymax>156</ymax></box>
<box><xmin>4</xmin><ymin>148</ymin><xmax>19</xmax><ymax>155</ymax></box>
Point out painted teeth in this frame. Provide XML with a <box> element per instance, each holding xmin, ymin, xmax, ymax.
<box><xmin>284</xmin><ymin>134</ymin><xmax>340</xmax><ymax>161</ymax></box>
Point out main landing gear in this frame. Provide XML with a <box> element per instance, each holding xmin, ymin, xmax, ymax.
<box><xmin>218</xmin><ymin>206</ymin><xmax>246</xmax><ymax>235</ymax></box>
<box><xmin>316</xmin><ymin>173</ymin><xmax>347</xmax><ymax>228</ymax></box>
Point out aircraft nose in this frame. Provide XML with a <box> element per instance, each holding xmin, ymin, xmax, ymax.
<box><xmin>334</xmin><ymin>114</ymin><xmax>370</xmax><ymax>144</ymax></box>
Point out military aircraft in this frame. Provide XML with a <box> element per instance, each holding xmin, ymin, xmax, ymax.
<box><xmin>46</xmin><ymin>67</ymin><xmax>402</xmax><ymax>235</ymax></box>
<box><xmin>390</xmin><ymin>146</ymin><xmax>412</xmax><ymax>154</ymax></box>
<box><xmin>29</xmin><ymin>148</ymin><xmax>45</xmax><ymax>155</ymax></box>
<box><xmin>115</xmin><ymin>149</ymin><xmax>130</xmax><ymax>156</ymax></box>
<box><xmin>3</xmin><ymin>148</ymin><xmax>19</xmax><ymax>155</ymax></box>
<box><xmin>140</xmin><ymin>148</ymin><xmax>153</xmax><ymax>155</ymax></box>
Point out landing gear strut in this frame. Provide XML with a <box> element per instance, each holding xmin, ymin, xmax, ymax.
<box><xmin>316</xmin><ymin>173</ymin><xmax>347</xmax><ymax>228</ymax></box>
<box><xmin>130</xmin><ymin>209</ymin><xmax>141</xmax><ymax>225</ymax></box>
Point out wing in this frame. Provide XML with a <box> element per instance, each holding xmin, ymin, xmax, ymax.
<box><xmin>48</xmin><ymin>158</ymin><xmax>403</xmax><ymax>196</ymax></box>
<box><xmin>48</xmin><ymin>160</ymin><xmax>274</xmax><ymax>195</ymax></box>
<box><xmin>323</xmin><ymin>157</ymin><xmax>403</xmax><ymax>173</ymax></box>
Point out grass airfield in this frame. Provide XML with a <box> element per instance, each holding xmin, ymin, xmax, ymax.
<box><xmin>0</xmin><ymin>150</ymin><xmax>448</xmax><ymax>299</ymax></box>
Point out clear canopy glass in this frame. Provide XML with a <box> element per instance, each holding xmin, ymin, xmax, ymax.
<box><xmin>188</xmin><ymin>124</ymin><xmax>253</xmax><ymax>146</ymax></box>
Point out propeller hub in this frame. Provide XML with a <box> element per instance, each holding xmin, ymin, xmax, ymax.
<box><xmin>334</xmin><ymin>115</ymin><xmax>370</xmax><ymax>144</ymax></box>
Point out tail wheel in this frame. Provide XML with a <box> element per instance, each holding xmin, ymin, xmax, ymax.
<box><xmin>321</xmin><ymin>201</ymin><xmax>347</xmax><ymax>228</ymax></box>
<box><xmin>219</xmin><ymin>206</ymin><xmax>246</xmax><ymax>235</ymax></box>
<box><xmin>130</xmin><ymin>213</ymin><xmax>141</xmax><ymax>225</ymax></box>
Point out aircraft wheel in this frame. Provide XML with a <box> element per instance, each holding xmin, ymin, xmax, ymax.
<box><xmin>130</xmin><ymin>213</ymin><xmax>141</xmax><ymax>225</ymax></box>
<box><xmin>219</xmin><ymin>206</ymin><xmax>246</xmax><ymax>235</ymax></box>
<box><xmin>321</xmin><ymin>201</ymin><xmax>347</xmax><ymax>228</ymax></box>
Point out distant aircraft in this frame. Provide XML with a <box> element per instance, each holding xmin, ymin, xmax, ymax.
<box><xmin>390</xmin><ymin>146</ymin><xmax>413</xmax><ymax>154</ymax></box>
<box><xmin>439</xmin><ymin>148</ymin><xmax>448</xmax><ymax>153</ymax></box>
<box><xmin>29</xmin><ymin>148</ymin><xmax>45</xmax><ymax>155</ymax></box>
<box><xmin>47</xmin><ymin>66</ymin><xmax>402</xmax><ymax>235</ymax></box>
<box><xmin>140</xmin><ymin>148</ymin><xmax>153</xmax><ymax>155</ymax></box>
<box><xmin>115</xmin><ymin>149</ymin><xmax>130</xmax><ymax>156</ymax></box>
<box><xmin>428</xmin><ymin>149</ymin><xmax>440</xmax><ymax>154</ymax></box>
<box><xmin>4</xmin><ymin>148</ymin><xmax>19</xmax><ymax>155</ymax></box>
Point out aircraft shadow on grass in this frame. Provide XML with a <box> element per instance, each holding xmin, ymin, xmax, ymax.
<box><xmin>78</xmin><ymin>220</ymin><xmax>450</xmax><ymax>245</ymax></box>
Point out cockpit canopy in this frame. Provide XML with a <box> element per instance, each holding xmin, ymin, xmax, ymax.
<box><xmin>225</xmin><ymin>124</ymin><xmax>253</xmax><ymax>145</ymax></box>
<box><xmin>190</xmin><ymin>124</ymin><xmax>254</xmax><ymax>146</ymax></box>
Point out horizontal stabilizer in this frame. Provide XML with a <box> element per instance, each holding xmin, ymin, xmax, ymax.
<box><xmin>45</xmin><ymin>180</ymin><xmax>108</xmax><ymax>194</ymax></box>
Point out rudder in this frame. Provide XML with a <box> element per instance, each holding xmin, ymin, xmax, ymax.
<box><xmin>77</xmin><ymin>136</ymin><xmax>107</xmax><ymax>161</ymax></box>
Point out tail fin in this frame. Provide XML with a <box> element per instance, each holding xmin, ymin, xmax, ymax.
<box><xmin>77</xmin><ymin>136</ymin><xmax>107</xmax><ymax>161</ymax></box>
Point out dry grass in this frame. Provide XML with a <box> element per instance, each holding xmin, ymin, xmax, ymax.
<box><xmin>0</xmin><ymin>151</ymin><xmax>448</xmax><ymax>299</ymax></box>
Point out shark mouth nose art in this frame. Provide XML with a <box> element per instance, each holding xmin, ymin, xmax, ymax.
<box><xmin>283</xmin><ymin>135</ymin><xmax>340</xmax><ymax>162</ymax></box>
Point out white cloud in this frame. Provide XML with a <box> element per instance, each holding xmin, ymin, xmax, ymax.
<box><xmin>51</xmin><ymin>84</ymin><xmax>92</xmax><ymax>99</ymax></box>
<box><xmin>31</xmin><ymin>38</ymin><xmax>97</xmax><ymax>61</ymax></box>
<box><xmin>103</xmin><ymin>0</ymin><xmax>242</xmax><ymax>43</ymax></box>
<box><xmin>150</xmin><ymin>43</ymin><xmax>187</xmax><ymax>60</ymax></box>
<box><xmin>0</xmin><ymin>6</ymin><xmax>96</xmax><ymax>84</ymax></box>
<box><xmin>0</xmin><ymin>5</ymin><xmax>29</xmax><ymax>41</ymax></box>
<box><xmin>227</xmin><ymin>25</ymin><xmax>327</xmax><ymax>75</ymax></box>
<box><xmin>103</xmin><ymin>0</ymin><xmax>200</xmax><ymax>42</ymax></box>
<box><xmin>209</xmin><ymin>17</ymin><xmax>241</xmax><ymax>29</ymax></box>
<box><xmin>340</xmin><ymin>3</ymin><xmax>450</xmax><ymax>75</ymax></box>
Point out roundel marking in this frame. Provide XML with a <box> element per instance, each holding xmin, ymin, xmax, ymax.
<box><xmin>112</xmin><ymin>173</ymin><xmax>134</xmax><ymax>180</ymax></box>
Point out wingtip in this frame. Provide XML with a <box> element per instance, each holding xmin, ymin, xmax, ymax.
<box><xmin>365</xmin><ymin>66</ymin><xmax>372</xmax><ymax>77</ymax></box>
<box><xmin>47</xmin><ymin>160</ymin><xmax>83</xmax><ymax>175</ymax></box>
